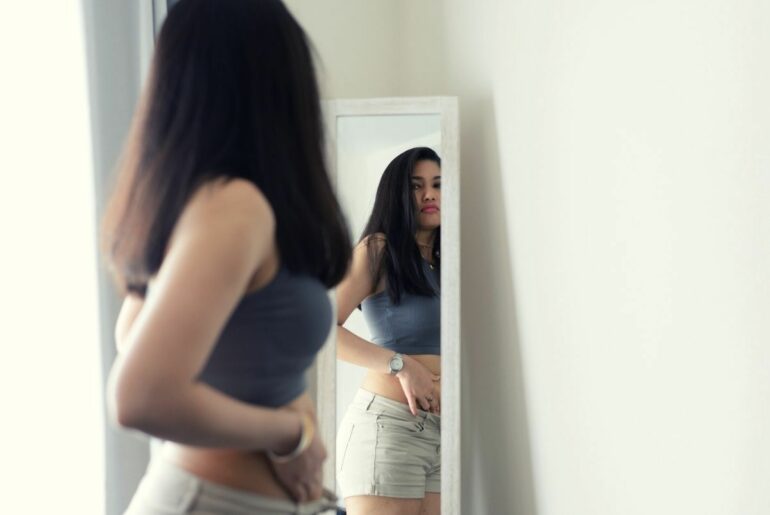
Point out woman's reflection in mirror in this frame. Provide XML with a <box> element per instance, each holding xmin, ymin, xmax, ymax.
<box><xmin>336</xmin><ymin>147</ymin><xmax>442</xmax><ymax>515</ymax></box>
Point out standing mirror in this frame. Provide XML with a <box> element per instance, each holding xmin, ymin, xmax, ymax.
<box><xmin>315</xmin><ymin>97</ymin><xmax>460</xmax><ymax>514</ymax></box>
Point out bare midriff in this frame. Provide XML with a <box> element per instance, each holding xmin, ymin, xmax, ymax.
<box><xmin>161</xmin><ymin>392</ymin><xmax>315</xmax><ymax>501</ymax></box>
<box><xmin>360</xmin><ymin>354</ymin><xmax>441</xmax><ymax>407</ymax></box>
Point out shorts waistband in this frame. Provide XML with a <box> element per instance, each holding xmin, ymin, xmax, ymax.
<box><xmin>150</xmin><ymin>456</ymin><xmax>338</xmax><ymax>514</ymax></box>
<box><xmin>350</xmin><ymin>388</ymin><xmax>441</xmax><ymax>428</ymax></box>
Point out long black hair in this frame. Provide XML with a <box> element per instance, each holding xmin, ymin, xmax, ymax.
<box><xmin>360</xmin><ymin>147</ymin><xmax>441</xmax><ymax>304</ymax></box>
<box><xmin>103</xmin><ymin>0</ymin><xmax>351</xmax><ymax>295</ymax></box>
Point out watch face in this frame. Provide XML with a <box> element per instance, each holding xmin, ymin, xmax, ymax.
<box><xmin>391</xmin><ymin>355</ymin><xmax>404</xmax><ymax>371</ymax></box>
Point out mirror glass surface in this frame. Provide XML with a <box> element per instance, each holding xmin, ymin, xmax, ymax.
<box><xmin>334</xmin><ymin>113</ymin><xmax>442</xmax><ymax>503</ymax></box>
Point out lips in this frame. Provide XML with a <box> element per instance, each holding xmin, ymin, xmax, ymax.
<box><xmin>421</xmin><ymin>206</ymin><xmax>439</xmax><ymax>213</ymax></box>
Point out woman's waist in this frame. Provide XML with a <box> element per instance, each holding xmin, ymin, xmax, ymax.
<box><xmin>361</xmin><ymin>354</ymin><xmax>441</xmax><ymax>405</ymax></box>
<box><xmin>161</xmin><ymin>392</ymin><xmax>316</xmax><ymax>500</ymax></box>
<box><xmin>161</xmin><ymin>444</ymin><xmax>288</xmax><ymax>499</ymax></box>
<box><xmin>409</xmin><ymin>353</ymin><xmax>441</xmax><ymax>374</ymax></box>
<box><xmin>346</xmin><ymin>388</ymin><xmax>441</xmax><ymax>429</ymax></box>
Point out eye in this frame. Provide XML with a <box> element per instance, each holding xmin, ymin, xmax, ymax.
<box><xmin>434</xmin><ymin>182</ymin><xmax>441</xmax><ymax>189</ymax></box>
<box><xmin>411</xmin><ymin>183</ymin><xmax>421</xmax><ymax>190</ymax></box>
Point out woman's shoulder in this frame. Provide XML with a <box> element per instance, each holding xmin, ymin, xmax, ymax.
<box><xmin>198</xmin><ymin>177</ymin><xmax>273</xmax><ymax>214</ymax></box>
<box><xmin>186</xmin><ymin>178</ymin><xmax>275</xmax><ymax>228</ymax></box>
<box><xmin>354</xmin><ymin>232</ymin><xmax>388</xmax><ymax>264</ymax></box>
<box><xmin>173</xmin><ymin>177</ymin><xmax>276</xmax><ymax>252</ymax></box>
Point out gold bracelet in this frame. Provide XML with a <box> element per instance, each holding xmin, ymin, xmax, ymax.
<box><xmin>267</xmin><ymin>412</ymin><xmax>315</xmax><ymax>463</ymax></box>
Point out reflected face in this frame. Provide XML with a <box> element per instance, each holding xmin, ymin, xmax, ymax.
<box><xmin>411</xmin><ymin>159</ymin><xmax>441</xmax><ymax>230</ymax></box>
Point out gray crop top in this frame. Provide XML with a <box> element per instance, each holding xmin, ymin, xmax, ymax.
<box><xmin>197</xmin><ymin>266</ymin><xmax>332</xmax><ymax>407</ymax></box>
<box><xmin>361</xmin><ymin>260</ymin><xmax>440</xmax><ymax>355</ymax></box>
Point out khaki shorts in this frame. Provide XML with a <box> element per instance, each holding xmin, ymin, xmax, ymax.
<box><xmin>336</xmin><ymin>389</ymin><xmax>441</xmax><ymax>499</ymax></box>
<box><xmin>125</xmin><ymin>456</ymin><xmax>338</xmax><ymax>515</ymax></box>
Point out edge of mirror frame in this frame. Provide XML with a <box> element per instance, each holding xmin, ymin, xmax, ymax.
<box><xmin>314</xmin><ymin>96</ymin><xmax>461</xmax><ymax>514</ymax></box>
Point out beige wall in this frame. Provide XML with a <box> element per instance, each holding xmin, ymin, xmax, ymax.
<box><xmin>285</xmin><ymin>0</ymin><xmax>400</xmax><ymax>98</ymax></box>
<box><xmin>285</xmin><ymin>0</ymin><xmax>446</xmax><ymax>99</ymax></box>
<box><xmin>291</xmin><ymin>1</ymin><xmax>770</xmax><ymax>513</ymax></box>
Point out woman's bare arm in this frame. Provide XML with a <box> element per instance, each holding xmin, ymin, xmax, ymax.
<box><xmin>115</xmin><ymin>295</ymin><xmax>143</xmax><ymax>354</ymax></box>
<box><xmin>336</xmin><ymin>236</ymin><xmax>439</xmax><ymax>415</ymax></box>
<box><xmin>107</xmin><ymin>179</ymin><xmax>300</xmax><ymax>453</ymax></box>
<box><xmin>336</xmin><ymin>237</ymin><xmax>397</xmax><ymax>373</ymax></box>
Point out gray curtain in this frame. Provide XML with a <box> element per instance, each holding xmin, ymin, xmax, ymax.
<box><xmin>80</xmin><ymin>1</ymin><xmax>150</xmax><ymax>513</ymax></box>
<box><xmin>152</xmin><ymin>0</ymin><xmax>178</xmax><ymax>37</ymax></box>
<box><xmin>81</xmin><ymin>1</ymin><xmax>187</xmax><ymax>512</ymax></box>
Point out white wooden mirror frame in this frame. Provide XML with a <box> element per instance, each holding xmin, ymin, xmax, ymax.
<box><xmin>313</xmin><ymin>96</ymin><xmax>461</xmax><ymax>514</ymax></box>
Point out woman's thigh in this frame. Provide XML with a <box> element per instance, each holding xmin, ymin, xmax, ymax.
<box><xmin>419</xmin><ymin>493</ymin><xmax>440</xmax><ymax>515</ymax></box>
<box><xmin>344</xmin><ymin>495</ymin><xmax>422</xmax><ymax>515</ymax></box>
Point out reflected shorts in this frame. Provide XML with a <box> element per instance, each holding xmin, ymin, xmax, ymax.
<box><xmin>336</xmin><ymin>389</ymin><xmax>441</xmax><ymax>499</ymax></box>
<box><xmin>124</xmin><ymin>456</ymin><xmax>337</xmax><ymax>515</ymax></box>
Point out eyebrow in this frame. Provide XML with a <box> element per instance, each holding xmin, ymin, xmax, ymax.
<box><xmin>410</xmin><ymin>176</ymin><xmax>442</xmax><ymax>181</ymax></box>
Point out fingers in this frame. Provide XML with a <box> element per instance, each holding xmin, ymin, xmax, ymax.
<box><xmin>295</xmin><ymin>477</ymin><xmax>323</xmax><ymax>502</ymax></box>
<box><xmin>306</xmin><ymin>480</ymin><xmax>323</xmax><ymax>501</ymax></box>
<box><xmin>295</xmin><ymin>473</ymin><xmax>322</xmax><ymax>502</ymax></box>
<box><xmin>418</xmin><ymin>396</ymin><xmax>431</xmax><ymax>412</ymax></box>
<box><xmin>314</xmin><ymin>462</ymin><xmax>324</xmax><ymax>490</ymax></box>
<box><xmin>292</xmin><ymin>482</ymin><xmax>308</xmax><ymax>503</ymax></box>
<box><xmin>426</xmin><ymin>395</ymin><xmax>440</xmax><ymax>414</ymax></box>
<box><xmin>433</xmin><ymin>375</ymin><xmax>441</xmax><ymax>382</ymax></box>
<box><xmin>319</xmin><ymin>444</ymin><xmax>328</xmax><ymax>461</ymax></box>
<box><xmin>302</xmin><ymin>462</ymin><xmax>324</xmax><ymax>501</ymax></box>
<box><xmin>422</xmin><ymin>388</ymin><xmax>440</xmax><ymax>414</ymax></box>
<box><xmin>406</xmin><ymin>394</ymin><xmax>419</xmax><ymax>416</ymax></box>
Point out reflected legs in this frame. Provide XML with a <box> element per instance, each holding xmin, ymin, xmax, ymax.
<box><xmin>343</xmin><ymin>494</ymin><xmax>439</xmax><ymax>515</ymax></box>
<box><xmin>420</xmin><ymin>493</ymin><xmax>440</xmax><ymax>515</ymax></box>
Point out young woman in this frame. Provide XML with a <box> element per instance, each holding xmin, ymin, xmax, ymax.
<box><xmin>335</xmin><ymin>147</ymin><xmax>442</xmax><ymax>515</ymax></box>
<box><xmin>103</xmin><ymin>1</ymin><xmax>350</xmax><ymax>513</ymax></box>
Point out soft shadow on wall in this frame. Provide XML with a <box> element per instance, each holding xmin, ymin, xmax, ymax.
<box><xmin>459</xmin><ymin>91</ymin><xmax>539</xmax><ymax>515</ymax></box>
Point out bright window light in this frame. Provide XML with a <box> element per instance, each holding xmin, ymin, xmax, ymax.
<box><xmin>0</xmin><ymin>2</ymin><xmax>104</xmax><ymax>513</ymax></box>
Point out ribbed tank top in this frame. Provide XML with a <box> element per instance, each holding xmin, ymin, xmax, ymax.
<box><xmin>197</xmin><ymin>266</ymin><xmax>332</xmax><ymax>407</ymax></box>
<box><xmin>361</xmin><ymin>260</ymin><xmax>440</xmax><ymax>355</ymax></box>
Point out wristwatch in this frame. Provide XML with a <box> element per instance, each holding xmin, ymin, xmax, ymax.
<box><xmin>388</xmin><ymin>353</ymin><xmax>405</xmax><ymax>375</ymax></box>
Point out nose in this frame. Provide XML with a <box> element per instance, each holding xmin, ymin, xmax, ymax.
<box><xmin>423</xmin><ymin>188</ymin><xmax>437</xmax><ymax>202</ymax></box>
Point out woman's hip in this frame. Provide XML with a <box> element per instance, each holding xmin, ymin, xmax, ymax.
<box><xmin>125</xmin><ymin>456</ymin><xmax>337</xmax><ymax>515</ymax></box>
<box><xmin>336</xmin><ymin>389</ymin><xmax>441</xmax><ymax>499</ymax></box>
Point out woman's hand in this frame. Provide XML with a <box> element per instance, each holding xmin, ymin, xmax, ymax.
<box><xmin>396</xmin><ymin>356</ymin><xmax>441</xmax><ymax>416</ymax></box>
<box><xmin>269</xmin><ymin>415</ymin><xmax>327</xmax><ymax>503</ymax></box>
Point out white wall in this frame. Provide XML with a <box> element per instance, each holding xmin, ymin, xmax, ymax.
<box><xmin>284</xmin><ymin>0</ymin><xmax>403</xmax><ymax>98</ymax></box>
<box><xmin>443</xmin><ymin>1</ymin><xmax>770</xmax><ymax>514</ymax></box>
<box><xmin>285</xmin><ymin>0</ymin><xmax>446</xmax><ymax>99</ymax></box>
<box><xmin>81</xmin><ymin>1</ymin><xmax>151</xmax><ymax>513</ymax></box>
<box><xmin>290</xmin><ymin>1</ymin><xmax>770</xmax><ymax>513</ymax></box>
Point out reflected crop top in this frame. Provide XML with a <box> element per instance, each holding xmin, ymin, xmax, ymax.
<box><xmin>197</xmin><ymin>267</ymin><xmax>332</xmax><ymax>407</ymax></box>
<box><xmin>361</xmin><ymin>260</ymin><xmax>440</xmax><ymax>355</ymax></box>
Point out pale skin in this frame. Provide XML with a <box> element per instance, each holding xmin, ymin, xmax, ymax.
<box><xmin>109</xmin><ymin>178</ymin><xmax>326</xmax><ymax>503</ymax></box>
<box><xmin>337</xmin><ymin>160</ymin><xmax>442</xmax><ymax>515</ymax></box>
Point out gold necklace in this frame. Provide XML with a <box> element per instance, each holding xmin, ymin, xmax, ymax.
<box><xmin>417</xmin><ymin>243</ymin><xmax>436</xmax><ymax>269</ymax></box>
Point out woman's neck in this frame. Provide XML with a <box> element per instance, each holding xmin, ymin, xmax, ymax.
<box><xmin>415</xmin><ymin>229</ymin><xmax>435</xmax><ymax>248</ymax></box>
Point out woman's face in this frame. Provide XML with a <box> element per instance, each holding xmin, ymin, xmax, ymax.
<box><xmin>411</xmin><ymin>159</ymin><xmax>441</xmax><ymax>231</ymax></box>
